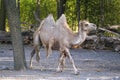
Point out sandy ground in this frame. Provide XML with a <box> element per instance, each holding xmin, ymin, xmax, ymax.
<box><xmin>0</xmin><ymin>44</ymin><xmax>120</xmax><ymax>80</ymax></box>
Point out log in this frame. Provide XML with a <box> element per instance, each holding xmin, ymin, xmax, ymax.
<box><xmin>114</xmin><ymin>45</ymin><xmax>120</xmax><ymax>53</ymax></box>
<box><xmin>0</xmin><ymin>31</ymin><xmax>11</xmax><ymax>43</ymax></box>
<box><xmin>0</xmin><ymin>30</ymin><xmax>34</xmax><ymax>44</ymax></box>
<box><xmin>108</xmin><ymin>24</ymin><xmax>120</xmax><ymax>29</ymax></box>
<box><xmin>0</xmin><ymin>36</ymin><xmax>11</xmax><ymax>43</ymax></box>
<box><xmin>98</xmin><ymin>28</ymin><xmax>120</xmax><ymax>37</ymax></box>
<box><xmin>81</xmin><ymin>35</ymin><xmax>120</xmax><ymax>52</ymax></box>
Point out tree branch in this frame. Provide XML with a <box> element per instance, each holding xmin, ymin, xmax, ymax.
<box><xmin>33</xmin><ymin>11</ymin><xmax>41</xmax><ymax>23</ymax></box>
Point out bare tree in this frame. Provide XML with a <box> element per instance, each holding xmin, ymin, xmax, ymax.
<box><xmin>4</xmin><ymin>0</ymin><xmax>27</xmax><ymax>70</ymax></box>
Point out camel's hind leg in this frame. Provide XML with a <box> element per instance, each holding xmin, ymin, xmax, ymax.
<box><xmin>47</xmin><ymin>38</ymin><xmax>54</xmax><ymax>58</ymax></box>
<box><xmin>35</xmin><ymin>46</ymin><xmax>40</xmax><ymax>62</ymax></box>
<box><xmin>57</xmin><ymin>52</ymin><xmax>66</xmax><ymax>72</ymax></box>
<box><xmin>29</xmin><ymin>45</ymin><xmax>40</xmax><ymax>68</ymax></box>
<box><xmin>30</xmin><ymin>48</ymin><xmax>35</xmax><ymax>68</ymax></box>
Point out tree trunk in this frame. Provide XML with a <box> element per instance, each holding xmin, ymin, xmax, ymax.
<box><xmin>0</xmin><ymin>0</ymin><xmax>6</xmax><ymax>31</ymax></box>
<box><xmin>84</xmin><ymin>0</ymin><xmax>88</xmax><ymax>19</ymax></box>
<box><xmin>33</xmin><ymin>0</ymin><xmax>41</xmax><ymax>24</ymax></box>
<box><xmin>36</xmin><ymin>0</ymin><xmax>40</xmax><ymax>17</ymax></box>
<box><xmin>76</xmin><ymin>0</ymin><xmax>80</xmax><ymax>27</ymax></box>
<box><xmin>34</xmin><ymin>0</ymin><xmax>41</xmax><ymax>23</ymax></box>
<box><xmin>56</xmin><ymin>0</ymin><xmax>60</xmax><ymax>19</ymax></box>
<box><xmin>59</xmin><ymin>0</ymin><xmax>66</xmax><ymax>15</ymax></box>
<box><xmin>100</xmin><ymin>0</ymin><xmax>104</xmax><ymax>27</ymax></box>
<box><xmin>57</xmin><ymin>0</ymin><xmax>66</xmax><ymax>18</ymax></box>
<box><xmin>17</xmin><ymin>0</ymin><xmax>20</xmax><ymax>15</ymax></box>
<box><xmin>4</xmin><ymin>0</ymin><xmax>27</xmax><ymax>70</ymax></box>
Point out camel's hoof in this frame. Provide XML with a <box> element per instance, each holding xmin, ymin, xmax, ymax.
<box><xmin>29</xmin><ymin>65</ymin><xmax>33</xmax><ymax>69</ymax></box>
<box><xmin>56</xmin><ymin>68</ymin><xmax>63</xmax><ymax>73</ymax></box>
<box><xmin>74</xmin><ymin>71</ymin><xmax>79</xmax><ymax>75</ymax></box>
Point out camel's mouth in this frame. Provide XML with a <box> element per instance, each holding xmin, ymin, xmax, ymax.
<box><xmin>83</xmin><ymin>26</ymin><xmax>97</xmax><ymax>32</ymax></box>
<box><xmin>90</xmin><ymin>25</ymin><xmax>97</xmax><ymax>31</ymax></box>
<box><xmin>93</xmin><ymin>27</ymin><xmax>97</xmax><ymax>30</ymax></box>
<box><xmin>83</xmin><ymin>29</ymin><xmax>88</xmax><ymax>32</ymax></box>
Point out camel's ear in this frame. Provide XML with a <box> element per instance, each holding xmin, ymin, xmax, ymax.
<box><xmin>79</xmin><ymin>21</ymin><xmax>83</xmax><ymax>27</ymax></box>
<box><xmin>85</xmin><ymin>23</ymin><xmax>88</xmax><ymax>26</ymax></box>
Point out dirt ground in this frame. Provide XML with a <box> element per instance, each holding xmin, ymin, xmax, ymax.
<box><xmin>0</xmin><ymin>44</ymin><xmax>120</xmax><ymax>80</ymax></box>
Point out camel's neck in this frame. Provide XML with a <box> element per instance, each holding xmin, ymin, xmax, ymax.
<box><xmin>71</xmin><ymin>30</ymin><xmax>87</xmax><ymax>45</ymax></box>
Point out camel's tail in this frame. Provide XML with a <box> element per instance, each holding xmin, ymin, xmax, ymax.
<box><xmin>33</xmin><ymin>31</ymin><xmax>40</xmax><ymax>62</ymax></box>
<box><xmin>33</xmin><ymin>19</ymin><xmax>44</xmax><ymax>45</ymax></box>
<box><xmin>32</xmin><ymin>20</ymin><xmax>45</xmax><ymax>62</ymax></box>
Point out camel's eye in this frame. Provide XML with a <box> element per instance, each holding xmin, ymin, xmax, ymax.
<box><xmin>85</xmin><ymin>23</ymin><xmax>88</xmax><ymax>26</ymax></box>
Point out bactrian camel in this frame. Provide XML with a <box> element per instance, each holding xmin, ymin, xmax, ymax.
<box><xmin>30</xmin><ymin>14</ymin><xmax>97</xmax><ymax>74</ymax></box>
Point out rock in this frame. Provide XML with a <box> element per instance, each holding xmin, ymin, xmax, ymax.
<box><xmin>114</xmin><ymin>45</ymin><xmax>120</xmax><ymax>53</ymax></box>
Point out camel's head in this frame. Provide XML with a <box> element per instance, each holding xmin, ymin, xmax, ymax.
<box><xmin>79</xmin><ymin>20</ymin><xmax>97</xmax><ymax>32</ymax></box>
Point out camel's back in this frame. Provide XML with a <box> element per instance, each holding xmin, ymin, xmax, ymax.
<box><xmin>56</xmin><ymin>14</ymin><xmax>75</xmax><ymax>46</ymax></box>
<box><xmin>39</xmin><ymin>14</ymin><xmax>57</xmax><ymax>43</ymax></box>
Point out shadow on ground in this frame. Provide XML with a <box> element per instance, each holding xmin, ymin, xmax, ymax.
<box><xmin>0</xmin><ymin>44</ymin><xmax>120</xmax><ymax>80</ymax></box>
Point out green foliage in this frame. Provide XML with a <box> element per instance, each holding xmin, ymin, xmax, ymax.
<box><xmin>104</xmin><ymin>0</ymin><xmax>120</xmax><ymax>26</ymax></box>
<box><xmin>20</xmin><ymin>0</ymin><xmax>57</xmax><ymax>30</ymax></box>
<box><xmin>19</xmin><ymin>0</ymin><xmax>120</xmax><ymax>33</ymax></box>
<box><xmin>20</xmin><ymin>0</ymin><xmax>36</xmax><ymax>25</ymax></box>
<box><xmin>0</xmin><ymin>0</ymin><xmax>1</xmax><ymax>9</ymax></box>
<box><xmin>65</xmin><ymin>0</ymin><xmax>77</xmax><ymax>31</ymax></box>
<box><xmin>40</xmin><ymin>0</ymin><xmax>57</xmax><ymax>19</ymax></box>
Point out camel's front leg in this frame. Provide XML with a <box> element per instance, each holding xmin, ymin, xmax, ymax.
<box><xmin>65</xmin><ymin>48</ymin><xmax>79</xmax><ymax>75</ymax></box>
<box><xmin>47</xmin><ymin>38</ymin><xmax>54</xmax><ymax>58</ymax></box>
